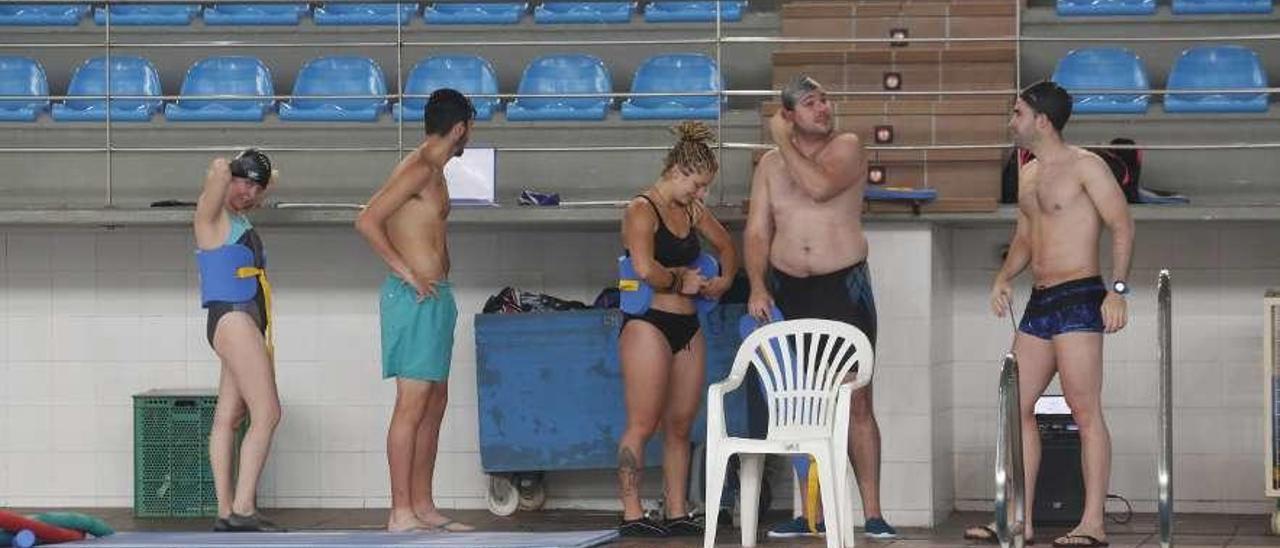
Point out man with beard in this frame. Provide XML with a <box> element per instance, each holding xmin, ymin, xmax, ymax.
<box><xmin>356</xmin><ymin>89</ymin><xmax>477</xmax><ymax>533</ymax></box>
<box><xmin>967</xmin><ymin>81</ymin><xmax>1133</xmax><ymax>548</ymax></box>
<box><xmin>744</xmin><ymin>75</ymin><xmax>897</xmax><ymax>540</ymax></box>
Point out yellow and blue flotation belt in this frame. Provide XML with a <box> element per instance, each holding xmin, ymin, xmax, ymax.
<box><xmin>196</xmin><ymin>244</ymin><xmax>274</xmax><ymax>351</ymax></box>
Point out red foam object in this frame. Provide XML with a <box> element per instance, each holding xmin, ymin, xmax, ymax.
<box><xmin>0</xmin><ymin>510</ymin><xmax>86</xmax><ymax>544</ymax></box>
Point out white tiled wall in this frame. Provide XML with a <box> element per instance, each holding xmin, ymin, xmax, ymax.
<box><xmin>0</xmin><ymin>224</ymin><xmax>949</xmax><ymax>525</ymax></box>
<box><xmin>948</xmin><ymin>222</ymin><xmax>1276</xmax><ymax>514</ymax></box>
<box><xmin>495</xmin><ymin>226</ymin><xmax>946</xmax><ymax>526</ymax></box>
<box><xmin>0</xmin><ymin>226</ymin><xmax>618</xmax><ymax>510</ymax></box>
<box><xmin>930</xmin><ymin>227</ymin><xmax>956</xmax><ymax>526</ymax></box>
<box><xmin>847</xmin><ymin>225</ymin><xmax>940</xmax><ymax>527</ymax></box>
<box><xmin>5</xmin><ymin>221</ymin><xmax>1267</xmax><ymax>518</ymax></box>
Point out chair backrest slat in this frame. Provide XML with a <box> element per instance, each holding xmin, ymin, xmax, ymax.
<box><xmin>727</xmin><ymin>319</ymin><xmax>874</xmax><ymax>440</ymax></box>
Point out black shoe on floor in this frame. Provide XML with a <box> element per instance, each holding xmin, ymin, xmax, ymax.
<box><xmin>225</xmin><ymin>512</ymin><xmax>285</xmax><ymax>532</ymax></box>
<box><xmin>663</xmin><ymin>513</ymin><xmax>706</xmax><ymax>536</ymax></box>
<box><xmin>212</xmin><ymin>518</ymin><xmax>231</xmax><ymax>532</ymax></box>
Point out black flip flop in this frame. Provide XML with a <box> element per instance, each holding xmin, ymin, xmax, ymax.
<box><xmin>618</xmin><ymin>517</ymin><xmax>668</xmax><ymax>538</ymax></box>
<box><xmin>964</xmin><ymin>524</ymin><xmax>999</xmax><ymax>544</ymax></box>
<box><xmin>964</xmin><ymin>524</ymin><xmax>1036</xmax><ymax>545</ymax></box>
<box><xmin>1052</xmin><ymin>534</ymin><xmax>1108</xmax><ymax>547</ymax></box>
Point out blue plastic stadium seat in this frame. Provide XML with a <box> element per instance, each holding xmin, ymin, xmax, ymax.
<box><xmin>313</xmin><ymin>3</ymin><xmax>417</xmax><ymax>25</ymax></box>
<box><xmin>424</xmin><ymin>2</ymin><xmax>526</xmax><ymax>24</ymax></box>
<box><xmin>507</xmin><ymin>54</ymin><xmax>612</xmax><ymax>121</ymax></box>
<box><xmin>165</xmin><ymin>57</ymin><xmax>276</xmax><ymax>122</ymax></box>
<box><xmin>535</xmin><ymin>1</ymin><xmax>635</xmax><ymax>23</ymax></box>
<box><xmin>644</xmin><ymin>1</ymin><xmax>744</xmax><ymax>22</ymax></box>
<box><xmin>0</xmin><ymin>57</ymin><xmax>49</xmax><ymax>121</ymax></box>
<box><xmin>1051</xmin><ymin>48</ymin><xmax>1151</xmax><ymax>114</ymax></box>
<box><xmin>0</xmin><ymin>4</ymin><xmax>89</xmax><ymax>26</ymax></box>
<box><xmin>52</xmin><ymin>56</ymin><xmax>163</xmax><ymax>122</ymax></box>
<box><xmin>1056</xmin><ymin>0</ymin><xmax>1156</xmax><ymax>16</ymax></box>
<box><xmin>203</xmin><ymin>3</ymin><xmax>309</xmax><ymax>25</ymax></box>
<box><xmin>621</xmin><ymin>53</ymin><xmax>721</xmax><ymax>120</ymax></box>
<box><xmin>1172</xmin><ymin>0</ymin><xmax>1273</xmax><ymax>14</ymax></box>
<box><xmin>93</xmin><ymin>4</ymin><xmax>198</xmax><ymax>25</ymax></box>
<box><xmin>278</xmin><ymin>56</ymin><xmax>388</xmax><ymax>121</ymax></box>
<box><xmin>1164</xmin><ymin>45</ymin><xmax>1269</xmax><ymax>113</ymax></box>
<box><xmin>395</xmin><ymin>55</ymin><xmax>500</xmax><ymax>121</ymax></box>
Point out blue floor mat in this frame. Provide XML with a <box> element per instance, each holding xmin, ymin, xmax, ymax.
<box><xmin>61</xmin><ymin>530</ymin><xmax>619</xmax><ymax>547</ymax></box>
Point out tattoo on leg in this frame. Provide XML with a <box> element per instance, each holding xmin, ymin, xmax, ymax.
<box><xmin>618</xmin><ymin>447</ymin><xmax>640</xmax><ymax>499</ymax></box>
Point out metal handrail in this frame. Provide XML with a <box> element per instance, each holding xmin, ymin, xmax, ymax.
<box><xmin>10</xmin><ymin>33</ymin><xmax>1279</xmax><ymax>47</ymax></box>
<box><xmin>7</xmin><ymin>33</ymin><xmax>1278</xmax><ymax>48</ymax></box>
<box><xmin>995</xmin><ymin>352</ymin><xmax>1027</xmax><ymax>548</ymax></box>
<box><xmin>0</xmin><ymin>91</ymin><xmax>729</xmax><ymax>100</ymax></box>
<box><xmin>8</xmin><ymin>86</ymin><xmax>1276</xmax><ymax>101</ymax></box>
<box><xmin>7</xmin><ymin>142</ymin><xmax>1280</xmax><ymax>154</ymax></box>
<box><xmin>1157</xmin><ymin>270</ymin><xmax>1174</xmax><ymax>548</ymax></box>
<box><xmin>5</xmin><ymin>0</ymin><xmax>1278</xmax><ymax>207</ymax></box>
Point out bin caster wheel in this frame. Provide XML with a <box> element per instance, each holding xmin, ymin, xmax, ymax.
<box><xmin>487</xmin><ymin>474</ymin><xmax>520</xmax><ymax>517</ymax></box>
<box><xmin>517</xmin><ymin>475</ymin><xmax>547</xmax><ymax>511</ymax></box>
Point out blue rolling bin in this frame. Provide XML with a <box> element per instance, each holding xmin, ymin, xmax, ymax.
<box><xmin>475</xmin><ymin>303</ymin><xmax>754</xmax><ymax>515</ymax></box>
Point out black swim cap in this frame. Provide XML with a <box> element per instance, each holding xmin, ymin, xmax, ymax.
<box><xmin>229</xmin><ymin>148</ymin><xmax>272</xmax><ymax>187</ymax></box>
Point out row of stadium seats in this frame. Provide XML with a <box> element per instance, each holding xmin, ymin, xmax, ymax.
<box><xmin>1052</xmin><ymin>45</ymin><xmax>1272</xmax><ymax>114</ymax></box>
<box><xmin>3</xmin><ymin>44</ymin><xmax>1272</xmax><ymax>123</ymax></box>
<box><xmin>0</xmin><ymin>1</ymin><xmax>745</xmax><ymax>26</ymax></box>
<box><xmin>0</xmin><ymin>53</ymin><xmax>723</xmax><ymax>122</ymax></box>
<box><xmin>1057</xmin><ymin>0</ymin><xmax>1273</xmax><ymax>16</ymax></box>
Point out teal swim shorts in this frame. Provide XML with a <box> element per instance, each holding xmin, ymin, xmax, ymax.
<box><xmin>380</xmin><ymin>275</ymin><xmax>457</xmax><ymax>382</ymax></box>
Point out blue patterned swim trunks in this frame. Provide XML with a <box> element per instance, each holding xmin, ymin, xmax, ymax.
<box><xmin>1019</xmin><ymin>276</ymin><xmax>1106</xmax><ymax>340</ymax></box>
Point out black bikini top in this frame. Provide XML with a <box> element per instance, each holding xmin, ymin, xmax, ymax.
<box><xmin>634</xmin><ymin>194</ymin><xmax>700</xmax><ymax>268</ymax></box>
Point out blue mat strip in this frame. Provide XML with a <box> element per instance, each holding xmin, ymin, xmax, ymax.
<box><xmin>60</xmin><ymin>530</ymin><xmax>619</xmax><ymax>548</ymax></box>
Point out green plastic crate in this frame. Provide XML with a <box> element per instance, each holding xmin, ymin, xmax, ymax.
<box><xmin>133</xmin><ymin>389</ymin><xmax>238</xmax><ymax>518</ymax></box>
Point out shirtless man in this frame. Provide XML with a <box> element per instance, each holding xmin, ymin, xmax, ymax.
<box><xmin>355</xmin><ymin>89</ymin><xmax>477</xmax><ymax>533</ymax></box>
<box><xmin>745</xmin><ymin>75</ymin><xmax>897</xmax><ymax>540</ymax></box>
<box><xmin>966</xmin><ymin>81</ymin><xmax>1134</xmax><ymax>548</ymax></box>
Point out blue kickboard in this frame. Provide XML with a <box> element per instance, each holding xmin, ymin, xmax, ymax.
<box><xmin>865</xmin><ymin>186</ymin><xmax>938</xmax><ymax>202</ymax></box>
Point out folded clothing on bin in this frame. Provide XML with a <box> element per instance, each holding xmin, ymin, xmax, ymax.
<box><xmin>483</xmin><ymin>286</ymin><xmax>589</xmax><ymax>313</ymax></box>
<box><xmin>519</xmin><ymin>189</ymin><xmax>561</xmax><ymax>206</ymax></box>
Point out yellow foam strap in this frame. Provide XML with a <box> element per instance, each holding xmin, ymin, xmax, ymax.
<box><xmin>235</xmin><ymin>266</ymin><xmax>274</xmax><ymax>354</ymax></box>
<box><xmin>805</xmin><ymin>456</ymin><xmax>820</xmax><ymax>533</ymax></box>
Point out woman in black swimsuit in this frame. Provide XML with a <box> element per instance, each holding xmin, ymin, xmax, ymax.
<box><xmin>194</xmin><ymin>150</ymin><xmax>282</xmax><ymax>533</ymax></box>
<box><xmin>615</xmin><ymin>122</ymin><xmax>738</xmax><ymax>537</ymax></box>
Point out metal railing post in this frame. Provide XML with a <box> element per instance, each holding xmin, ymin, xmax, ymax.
<box><xmin>1158</xmin><ymin>270</ymin><xmax>1174</xmax><ymax>547</ymax></box>
<box><xmin>995</xmin><ymin>352</ymin><xmax>1026</xmax><ymax>548</ymax></box>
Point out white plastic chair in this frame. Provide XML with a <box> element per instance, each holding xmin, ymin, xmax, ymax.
<box><xmin>703</xmin><ymin>319</ymin><xmax>875</xmax><ymax>548</ymax></box>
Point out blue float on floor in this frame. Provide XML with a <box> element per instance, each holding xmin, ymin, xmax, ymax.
<box><xmin>59</xmin><ymin>530</ymin><xmax>618</xmax><ymax>547</ymax></box>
